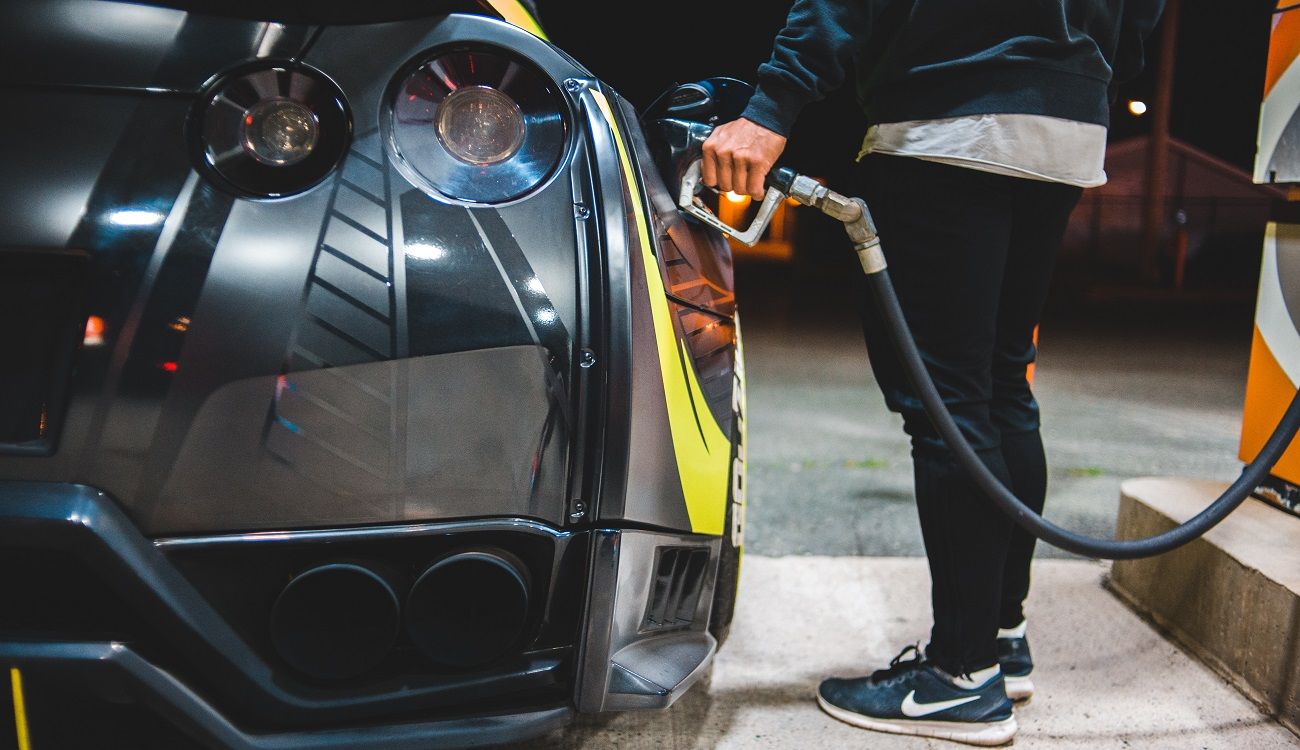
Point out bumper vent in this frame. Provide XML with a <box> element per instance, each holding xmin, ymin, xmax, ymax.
<box><xmin>639</xmin><ymin>547</ymin><xmax>709</xmax><ymax>634</ymax></box>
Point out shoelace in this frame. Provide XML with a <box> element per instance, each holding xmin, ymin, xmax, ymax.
<box><xmin>869</xmin><ymin>644</ymin><xmax>925</xmax><ymax>684</ymax></box>
<box><xmin>869</xmin><ymin>644</ymin><xmax>983</xmax><ymax>686</ymax></box>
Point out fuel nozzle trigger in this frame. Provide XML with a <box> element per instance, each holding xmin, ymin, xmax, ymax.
<box><xmin>677</xmin><ymin>160</ymin><xmax>799</xmax><ymax>247</ymax></box>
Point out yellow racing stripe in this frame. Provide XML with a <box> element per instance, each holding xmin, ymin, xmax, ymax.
<box><xmin>10</xmin><ymin>668</ymin><xmax>31</xmax><ymax>750</ymax></box>
<box><xmin>592</xmin><ymin>90</ymin><xmax>730</xmax><ymax>536</ymax></box>
<box><xmin>484</xmin><ymin>0</ymin><xmax>548</xmax><ymax>40</ymax></box>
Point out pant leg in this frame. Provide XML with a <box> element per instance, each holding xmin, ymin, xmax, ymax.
<box><xmin>855</xmin><ymin>154</ymin><xmax>1018</xmax><ymax>675</ymax></box>
<box><xmin>992</xmin><ymin>179</ymin><xmax>1083</xmax><ymax>628</ymax></box>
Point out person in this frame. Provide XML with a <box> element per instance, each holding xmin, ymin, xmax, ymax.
<box><xmin>701</xmin><ymin>0</ymin><xmax>1164</xmax><ymax>745</ymax></box>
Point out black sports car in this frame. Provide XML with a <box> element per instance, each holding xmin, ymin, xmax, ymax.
<box><xmin>0</xmin><ymin>2</ymin><xmax>746</xmax><ymax>747</ymax></box>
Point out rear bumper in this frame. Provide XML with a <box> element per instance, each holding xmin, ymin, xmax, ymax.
<box><xmin>0</xmin><ymin>481</ymin><xmax>570</xmax><ymax>748</ymax></box>
<box><xmin>0</xmin><ymin>481</ymin><xmax>721</xmax><ymax>748</ymax></box>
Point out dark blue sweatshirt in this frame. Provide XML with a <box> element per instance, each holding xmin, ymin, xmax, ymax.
<box><xmin>741</xmin><ymin>0</ymin><xmax>1165</xmax><ymax>136</ymax></box>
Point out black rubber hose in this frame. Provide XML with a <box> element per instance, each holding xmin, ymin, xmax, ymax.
<box><xmin>867</xmin><ymin>268</ymin><xmax>1300</xmax><ymax>560</ymax></box>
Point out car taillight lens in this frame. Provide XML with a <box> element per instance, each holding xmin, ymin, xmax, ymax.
<box><xmin>241</xmin><ymin>99</ymin><xmax>320</xmax><ymax>166</ymax></box>
<box><xmin>435</xmin><ymin>85</ymin><xmax>525</xmax><ymax>165</ymax></box>
<box><xmin>388</xmin><ymin>47</ymin><xmax>568</xmax><ymax>204</ymax></box>
<box><xmin>193</xmin><ymin>64</ymin><xmax>350</xmax><ymax>198</ymax></box>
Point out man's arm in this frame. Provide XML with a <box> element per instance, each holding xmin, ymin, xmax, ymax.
<box><xmin>703</xmin><ymin>0</ymin><xmax>873</xmax><ymax>197</ymax></box>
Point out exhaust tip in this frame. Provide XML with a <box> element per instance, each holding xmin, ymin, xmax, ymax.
<box><xmin>406</xmin><ymin>549</ymin><xmax>530</xmax><ymax>669</ymax></box>
<box><xmin>270</xmin><ymin>562</ymin><xmax>399</xmax><ymax>680</ymax></box>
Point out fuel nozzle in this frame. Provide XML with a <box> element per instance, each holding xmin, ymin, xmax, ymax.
<box><xmin>676</xmin><ymin>161</ymin><xmax>887</xmax><ymax>275</ymax></box>
<box><xmin>780</xmin><ymin>171</ymin><xmax>887</xmax><ymax>276</ymax></box>
<box><xmin>661</xmin><ymin>115</ymin><xmax>885</xmax><ymax>272</ymax></box>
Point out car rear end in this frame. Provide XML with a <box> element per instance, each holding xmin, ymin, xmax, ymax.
<box><xmin>0</xmin><ymin>2</ymin><xmax>741</xmax><ymax>747</ymax></box>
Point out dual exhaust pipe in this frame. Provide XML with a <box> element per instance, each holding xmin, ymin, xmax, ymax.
<box><xmin>269</xmin><ymin>549</ymin><xmax>530</xmax><ymax>680</ymax></box>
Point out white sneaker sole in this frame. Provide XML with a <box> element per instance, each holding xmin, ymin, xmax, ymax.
<box><xmin>1005</xmin><ymin>674</ymin><xmax>1034</xmax><ymax>701</ymax></box>
<box><xmin>817</xmin><ymin>693</ymin><xmax>1018</xmax><ymax>746</ymax></box>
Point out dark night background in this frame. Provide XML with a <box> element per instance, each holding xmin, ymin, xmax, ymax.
<box><xmin>546</xmin><ymin>1</ymin><xmax>1276</xmax><ymax>189</ymax></box>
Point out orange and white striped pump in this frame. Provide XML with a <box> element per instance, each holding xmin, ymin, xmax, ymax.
<box><xmin>1243</xmin><ymin>2</ymin><xmax>1300</xmax><ymax>504</ymax></box>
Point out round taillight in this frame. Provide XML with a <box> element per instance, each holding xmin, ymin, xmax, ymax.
<box><xmin>387</xmin><ymin>47</ymin><xmax>567</xmax><ymax>204</ymax></box>
<box><xmin>194</xmin><ymin>63</ymin><xmax>350</xmax><ymax>198</ymax></box>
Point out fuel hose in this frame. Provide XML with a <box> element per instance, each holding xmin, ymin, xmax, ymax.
<box><xmin>690</xmin><ymin>151</ymin><xmax>1300</xmax><ymax>559</ymax></box>
<box><xmin>866</xmin><ymin>265</ymin><xmax>1300</xmax><ymax>559</ymax></box>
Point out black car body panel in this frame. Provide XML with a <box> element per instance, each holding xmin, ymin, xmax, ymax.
<box><xmin>0</xmin><ymin>1</ymin><xmax>313</xmax><ymax>92</ymax></box>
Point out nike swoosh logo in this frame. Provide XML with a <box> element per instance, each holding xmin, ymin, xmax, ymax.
<box><xmin>901</xmin><ymin>690</ymin><xmax>981</xmax><ymax>718</ymax></box>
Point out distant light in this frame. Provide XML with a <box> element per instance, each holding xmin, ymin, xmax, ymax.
<box><xmin>84</xmin><ymin>315</ymin><xmax>105</xmax><ymax>346</ymax></box>
<box><xmin>108</xmin><ymin>209</ymin><xmax>164</xmax><ymax>227</ymax></box>
<box><xmin>159</xmin><ymin>361</ymin><xmax>179</xmax><ymax>373</ymax></box>
<box><xmin>406</xmin><ymin>243</ymin><xmax>445</xmax><ymax>261</ymax></box>
<box><xmin>724</xmin><ymin>192</ymin><xmax>749</xmax><ymax>204</ymax></box>
<box><xmin>1127</xmin><ymin>100</ymin><xmax>1148</xmax><ymax>116</ymax></box>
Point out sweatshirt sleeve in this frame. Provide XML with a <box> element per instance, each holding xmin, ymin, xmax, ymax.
<box><xmin>740</xmin><ymin>0</ymin><xmax>874</xmax><ymax>136</ymax></box>
<box><xmin>1111</xmin><ymin>0</ymin><xmax>1166</xmax><ymax>87</ymax></box>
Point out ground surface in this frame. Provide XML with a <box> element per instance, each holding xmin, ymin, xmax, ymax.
<box><xmin>511</xmin><ymin>557</ymin><xmax>1298</xmax><ymax>749</ymax></box>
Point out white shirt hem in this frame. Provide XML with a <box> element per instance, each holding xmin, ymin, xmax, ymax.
<box><xmin>864</xmin><ymin>147</ymin><xmax>1108</xmax><ymax>189</ymax></box>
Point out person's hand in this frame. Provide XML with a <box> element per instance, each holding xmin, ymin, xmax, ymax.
<box><xmin>701</xmin><ymin>118</ymin><xmax>788</xmax><ymax>199</ymax></box>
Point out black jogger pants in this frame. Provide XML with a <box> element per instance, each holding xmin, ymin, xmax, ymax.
<box><xmin>853</xmin><ymin>153</ymin><xmax>1083</xmax><ymax>675</ymax></box>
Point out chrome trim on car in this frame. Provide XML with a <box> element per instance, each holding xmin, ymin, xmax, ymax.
<box><xmin>154</xmin><ymin>517</ymin><xmax>571</xmax><ymax>549</ymax></box>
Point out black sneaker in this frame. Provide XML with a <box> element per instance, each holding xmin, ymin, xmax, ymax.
<box><xmin>816</xmin><ymin>646</ymin><xmax>1017</xmax><ymax>746</ymax></box>
<box><xmin>996</xmin><ymin>622</ymin><xmax>1033</xmax><ymax>701</ymax></box>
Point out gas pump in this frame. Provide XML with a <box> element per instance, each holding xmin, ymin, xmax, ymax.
<box><xmin>1243</xmin><ymin>2</ymin><xmax>1300</xmax><ymax>513</ymax></box>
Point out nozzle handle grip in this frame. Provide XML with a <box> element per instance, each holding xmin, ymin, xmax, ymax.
<box><xmin>765</xmin><ymin>166</ymin><xmax>798</xmax><ymax>195</ymax></box>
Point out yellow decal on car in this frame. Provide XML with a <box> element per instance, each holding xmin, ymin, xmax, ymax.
<box><xmin>484</xmin><ymin>0</ymin><xmax>548</xmax><ymax>40</ymax></box>
<box><xmin>10</xmin><ymin>668</ymin><xmax>31</xmax><ymax>750</ymax></box>
<box><xmin>592</xmin><ymin>90</ymin><xmax>730</xmax><ymax>536</ymax></box>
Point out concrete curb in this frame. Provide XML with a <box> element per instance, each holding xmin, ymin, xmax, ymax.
<box><xmin>1110</xmin><ymin>477</ymin><xmax>1300</xmax><ymax>739</ymax></box>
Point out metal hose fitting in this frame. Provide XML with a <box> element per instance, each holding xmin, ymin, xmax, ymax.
<box><xmin>786</xmin><ymin>175</ymin><xmax>886</xmax><ymax>274</ymax></box>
